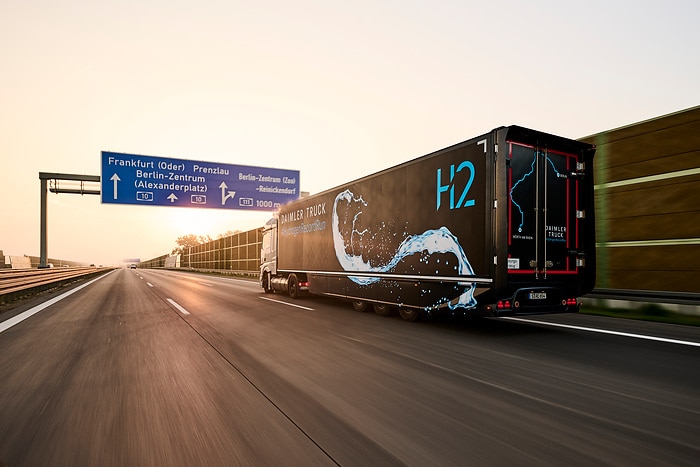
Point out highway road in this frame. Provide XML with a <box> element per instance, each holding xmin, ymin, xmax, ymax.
<box><xmin>1</xmin><ymin>268</ymin><xmax>699</xmax><ymax>466</ymax></box>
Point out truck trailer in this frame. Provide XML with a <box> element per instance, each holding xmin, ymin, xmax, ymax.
<box><xmin>260</xmin><ymin>126</ymin><xmax>596</xmax><ymax>321</ymax></box>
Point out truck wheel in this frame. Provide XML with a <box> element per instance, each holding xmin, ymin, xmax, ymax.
<box><xmin>398</xmin><ymin>308</ymin><xmax>421</xmax><ymax>322</ymax></box>
<box><xmin>351</xmin><ymin>300</ymin><xmax>367</xmax><ymax>312</ymax></box>
<box><xmin>288</xmin><ymin>274</ymin><xmax>300</xmax><ymax>299</ymax></box>
<box><xmin>262</xmin><ymin>272</ymin><xmax>274</xmax><ymax>294</ymax></box>
<box><xmin>373</xmin><ymin>303</ymin><xmax>392</xmax><ymax>317</ymax></box>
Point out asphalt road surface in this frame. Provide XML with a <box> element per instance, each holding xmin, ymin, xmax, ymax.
<box><xmin>1</xmin><ymin>269</ymin><xmax>698</xmax><ymax>466</ymax></box>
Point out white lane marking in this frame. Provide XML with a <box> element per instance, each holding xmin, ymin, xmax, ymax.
<box><xmin>0</xmin><ymin>271</ymin><xmax>115</xmax><ymax>334</ymax></box>
<box><xmin>259</xmin><ymin>297</ymin><xmax>314</xmax><ymax>310</ymax></box>
<box><xmin>337</xmin><ymin>334</ymin><xmax>366</xmax><ymax>344</ymax></box>
<box><xmin>198</xmin><ymin>281</ymin><xmax>214</xmax><ymax>287</ymax></box>
<box><xmin>147</xmin><ymin>282</ymin><xmax>153</xmax><ymax>287</ymax></box>
<box><xmin>501</xmin><ymin>317</ymin><xmax>700</xmax><ymax>347</ymax></box>
<box><xmin>167</xmin><ymin>298</ymin><xmax>190</xmax><ymax>315</ymax></box>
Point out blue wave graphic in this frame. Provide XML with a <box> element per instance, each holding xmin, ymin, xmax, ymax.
<box><xmin>332</xmin><ymin>189</ymin><xmax>477</xmax><ymax>309</ymax></box>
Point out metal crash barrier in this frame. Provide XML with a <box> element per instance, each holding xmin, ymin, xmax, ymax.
<box><xmin>0</xmin><ymin>267</ymin><xmax>112</xmax><ymax>305</ymax></box>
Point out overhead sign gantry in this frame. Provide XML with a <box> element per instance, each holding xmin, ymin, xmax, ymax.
<box><xmin>39</xmin><ymin>172</ymin><xmax>101</xmax><ymax>268</ymax></box>
<box><xmin>39</xmin><ymin>154</ymin><xmax>300</xmax><ymax>267</ymax></box>
<box><xmin>101</xmin><ymin>152</ymin><xmax>300</xmax><ymax>211</ymax></box>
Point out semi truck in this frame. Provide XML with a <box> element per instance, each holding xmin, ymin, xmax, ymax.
<box><xmin>260</xmin><ymin>126</ymin><xmax>596</xmax><ymax>321</ymax></box>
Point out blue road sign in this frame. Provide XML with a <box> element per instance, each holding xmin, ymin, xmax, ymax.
<box><xmin>101</xmin><ymin>152</ymin><xmax>299</xmax><ymax>211</ymax></box>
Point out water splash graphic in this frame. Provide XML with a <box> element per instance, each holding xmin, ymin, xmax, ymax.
<box><xmin>332</xmin><ymin>189</ymin><xmax>477</xmax><ymax>309</ymax></box>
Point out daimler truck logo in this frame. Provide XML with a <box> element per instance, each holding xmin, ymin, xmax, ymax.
<box><xmin>436</xmin><ymin>161</ymin><xmax>475</xmax><ymax>210</ymax></box>
<box><xmin>279</xmin><ymin>202</ymin><xmax>328</xmax><ymax>237</ymax></box>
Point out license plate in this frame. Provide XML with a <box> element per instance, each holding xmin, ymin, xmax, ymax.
<box><xmin>528</xmin><ymin>292</ymin><xmax>547</xmax><ymax>300</ymax></box>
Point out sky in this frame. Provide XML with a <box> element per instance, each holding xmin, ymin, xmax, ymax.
<box><xmin>1</xmin><ymin>0</ymin><xmax>698</xmax><ymax>266</ymax></box>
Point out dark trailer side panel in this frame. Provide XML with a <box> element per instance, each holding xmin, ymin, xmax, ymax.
<box><xmin>277</xmin><ymin>132</ymin><xmax>495</xmax><ymax>312</ymax></box>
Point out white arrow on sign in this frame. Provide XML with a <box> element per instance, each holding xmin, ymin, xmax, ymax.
<box><xmin>110</xmin><ymin>173</ymin><xmax>121</xmax><ymax>200</ymax></box>
<box><xmin>219</xmin><ymin>182</ymin><xmax>236</xmax><ymax>205</ymax></box>
<box><xmin>167</xmin><ymin>193</ymin><xmax>178</xmax><ymax>203</ymax></box>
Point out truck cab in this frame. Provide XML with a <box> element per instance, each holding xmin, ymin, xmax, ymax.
<box><xmin>260</xmin><ymin>218</ymin><xmax>278</xmax><ymax>293</ymax></box>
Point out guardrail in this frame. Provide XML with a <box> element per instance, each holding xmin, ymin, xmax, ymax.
<box><xmin>584</xmin><ymin>288</ymin><xmax>700</xmax><ymax>316</ymax></box>
<box><xmin>0</xmin><ymin>267</ymin><xmax>113</xmax><ymax>305</ymax></box>
<box><xmin>587</xmin><ymin>288</ymin><xmax>700</xmax><ymax>306</ymax></box>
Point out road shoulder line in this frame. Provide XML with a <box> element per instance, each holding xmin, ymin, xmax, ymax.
<box><xmin>0</xmin><ymin>271</ymin><xmax>114</xmax><ymax>333</ymax></box>
<box><xmin>502</xmin><ymin>317</ymin><xmax>700</xmax><ymax>347</ymax></box>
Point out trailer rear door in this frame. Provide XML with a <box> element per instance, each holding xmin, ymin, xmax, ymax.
<box><xmin>506</xmin><ymin>141</ymin><xmax>580</xmax><ymax>278</ymax></box>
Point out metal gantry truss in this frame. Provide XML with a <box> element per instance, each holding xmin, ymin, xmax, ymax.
<box><xmin>39</xmin><ymin>172</ymin><xmax>100</xmax><ymax>268</ymax></box>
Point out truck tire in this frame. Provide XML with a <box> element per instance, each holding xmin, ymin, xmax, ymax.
<box><xmin>262</xmin><ymin>272</ymin><xmax>274</xmax><ymax>294</ymax></box>
<box><xmin>351</xmin><ymin>300</ymin><xmax>367</xmax><ymax>312</ymax></box>
<box><xmin>398</xmin><ymin>308</ymin><xmax>421</xmax><ymax>322</ymax></box>
<box><xmin>288</xmin><ymin>274</ymin><xmax>300</xmax><ymax>299</ymax></box>
<box><xmin>373</xmin><ymin>303</ymin><xmax>392</xmax><ymax>317</ymax></box>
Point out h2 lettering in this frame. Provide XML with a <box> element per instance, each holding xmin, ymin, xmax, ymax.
<box><xmin>437</xmin><ymin>161</ymin><xmax>475</xmax><ymax>210</ymax></box>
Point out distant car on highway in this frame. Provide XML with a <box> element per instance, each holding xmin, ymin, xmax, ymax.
<box><xmin>129</xmin><ymin>264</ymin><xmax>137</xmax><ymax>269</ymax></box>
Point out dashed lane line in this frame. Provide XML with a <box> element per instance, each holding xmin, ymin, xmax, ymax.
<box><xmin>166</xmin><ymin>298</ymin><xmax>191</xmax><ymax>315</ymax></box>
<box><xmin>259</xmin><ymin>297</ymin><xmax>315</xmax><ymax>311</ymax></box>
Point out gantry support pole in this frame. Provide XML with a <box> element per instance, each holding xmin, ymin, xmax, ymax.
<box><xmin>40</xmin><ymin>177</ymin><xmax>48</xmax><ymax>268</ymax></box>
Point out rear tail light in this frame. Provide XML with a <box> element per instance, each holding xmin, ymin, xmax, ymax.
<box><xmin>563</xmin><ymin>298</ymin><xmax>578</xmax><ymax>306</ymax></box>
<box><xmin>496</xmin><ymin>300</ymin><xmax>512</xmax><ymax>309</ymax></box>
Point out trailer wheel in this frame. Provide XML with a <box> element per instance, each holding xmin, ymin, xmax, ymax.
<box><xmin>351</xmin><ymin>300</ymin><xmax>367</xmax><ymax>312</ymax></box>
<box><xmin>398</xmin><ymin>307</ymin><xmax>421</xmax><ymax>322</ymax></box>
<box><xmin>373</xmin><ymin>303</ymin><xmax>392</xmax><ymax>317</ymax></box>
<box><xmin>288</xmin><ymin>274</ymin><xmax>300</xmax><ymax>299</ymax></box>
